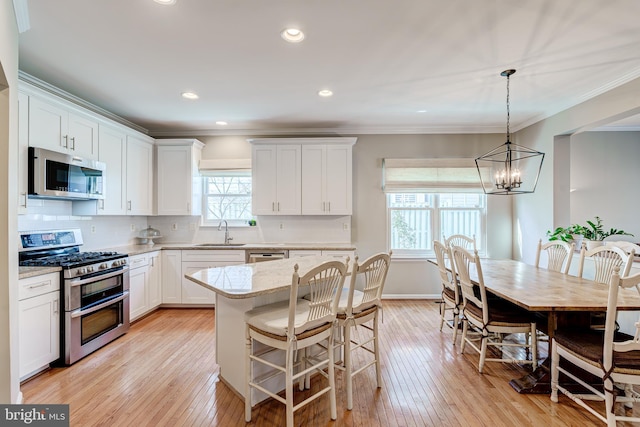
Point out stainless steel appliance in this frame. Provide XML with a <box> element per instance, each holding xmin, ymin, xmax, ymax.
<box><xmin>28</xmin><ymin>147</ymin><xmax>106</xmax><ymax>201</ymax></box>
<box><xmin>19</xmin><ymin>229</ymin><xmax>129</xmax><ymax>365</ymax></box>
<box><xmin>246</xmin><ymin>249</ymin><xmax>288</xmax><ymax>263</ymax></box>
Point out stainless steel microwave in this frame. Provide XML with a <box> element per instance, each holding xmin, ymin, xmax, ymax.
<box><xmin>28</xmin><ymin>147</ymin><xmax>105</xmax><ymax>201</ymax></box>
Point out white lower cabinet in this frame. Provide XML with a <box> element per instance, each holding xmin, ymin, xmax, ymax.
<box><xmin>18</xmin><ymin>272</ymin><xmax>60</xmax><ymax>379</ymax></box>
<box><xmin>162</xmin><ymin>250</ymin><xmax>245</xmax><ymax>305</ymax></box>
<box><xmin>128</xmin><ymin>251</ymin><xmax>161</xmax><ymax>321</ymax></box>
<box><xmin>289</xmin><ymin>249</ymin><xmax>355</xmax><ymax>260</ymax></box>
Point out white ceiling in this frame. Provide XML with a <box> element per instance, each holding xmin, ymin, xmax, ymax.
<box><xmin>17</xmin><ymin>0</ymin><xmax>640</xmax><ymax>136</ymax></box>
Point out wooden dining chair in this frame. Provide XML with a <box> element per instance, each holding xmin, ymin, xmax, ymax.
<box><xmin>443</xmin><ymin>234</ymin><xmax>477</xmax><ymax>252</ymax></box>
<box><xmin>577</xmin><ymin>244</ymin><xmax>635</xmax><ymax>330</ymax></box>
<box><xmin>433</xmin><ymin>240</ymin><xmax>461</xmax><ymax>344</ymax></box>
<box><xmin>334</xmin><ymin>251</ymin><xmax>391</xmax><ymax>410</ymax></box>
<box><xmin>551</xmin><ymin>268</ymin><xmax>640</xmax><ymax>426</ymax></box>
<box><xmin>606</xmin><ymin>240</ymin><xmax>640</xmax><ymax>256</ymax></box>
<box><xmin>535</xmin><ymin>239</ymin><xmax>575</xmax><ymax>274</ymax></box>
<box><xmin>451</xmin><ymin>245</ymin><xmax>538</xmax><ymax>373</ymax></box>
<box><xmin>244</xmin><ymin>259</ymin><xmax>348</xmax><ymax>427</ymax></box>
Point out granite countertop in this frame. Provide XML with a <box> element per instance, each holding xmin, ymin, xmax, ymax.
<box><xmin>19</xmin><ymin>243</ymin><xmax>356</xmax><ymax>279</ymax></box>
<box><xmin>185</xmin><ymin>255</ymin><xmax>349</xmax><ymax>299</ymax></box>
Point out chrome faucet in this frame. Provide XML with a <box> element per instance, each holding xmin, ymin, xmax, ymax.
<box><xmin>218</xmin><ymin>220</ymin><xmax>233</xmax><ymax>245</ymax></box>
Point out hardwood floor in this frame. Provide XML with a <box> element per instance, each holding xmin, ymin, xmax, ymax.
<box><xmin>20</xmin><ymin>301</ymin><xmax>640</xmax><ymax>426</ymax></box>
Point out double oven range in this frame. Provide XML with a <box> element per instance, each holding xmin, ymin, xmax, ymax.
<box><xmin>19</xmin><ymin>229</ymin><xmax>130</xmax><ymax>365</ymax></box>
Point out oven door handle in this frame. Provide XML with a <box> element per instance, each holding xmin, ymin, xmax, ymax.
<box><xmin>70</xmin><ymin>291</ymin><xmax>129</xmax><ymax>318</ymax></box>
<box><xmin>68</xmin><ymin>266</ymin><xmax>129</xmax><ymax>287</ymax></box>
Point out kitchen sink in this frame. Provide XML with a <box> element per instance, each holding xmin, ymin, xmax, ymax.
<box><xmin>195</xmin><ymin>243</ymin><xmax>246</xmax><ymax>247</ymax></box>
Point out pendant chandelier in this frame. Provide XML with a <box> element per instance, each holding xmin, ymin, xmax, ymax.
<box><xmin>475</xmin><ymin>69</ymin><xmax>545</xmax><ymax>195</ymax></box>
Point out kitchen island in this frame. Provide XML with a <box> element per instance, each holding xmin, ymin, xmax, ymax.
<box><xmin>185</xmin><ymin>255</ymin><xmax>349</xmax><ymax>403</ymax></box>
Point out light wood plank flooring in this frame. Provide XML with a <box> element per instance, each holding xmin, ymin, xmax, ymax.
<box><xmin>20</xmin><ymin>301</ymin><xmax>640</xmax><ymax>426</ymax></box>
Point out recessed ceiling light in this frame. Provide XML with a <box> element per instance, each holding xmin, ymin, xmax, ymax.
<box><xmin>281</xmin><ymin>28</ymin><xmax>305</xmax><ymax>43</ymax></box>
<box><xmin>181</xmin><ymin>92</ymin><xmax>199</xmax><ymax>100</ymax></box>
<box><xmin>318</xmin><ymin>89</ymin><xmax>333</xmax><ymax>97</ymax></box>
<box><xmin>215</xmin><ymin>121</ymin><xmax>228</xmax><ymax>126</ymax></box>
<box><xmin>417</xmin><ymin>110</ymin><xmax>428</xmax><ymax>113</ymax></box>
<box><xmin>154</xmin><ymin>0</ymin><xmax>177</xmax><ymax>5</ymax></box>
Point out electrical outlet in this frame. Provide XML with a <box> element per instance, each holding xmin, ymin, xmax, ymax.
<box><xmin>171</xmin><ymin>223</ymin><xmax>178</xmax><ymax>231</ymax></box>
<box><xmin>343</xmin><ymin>223</ymin><xmax>349</xmax><ymax>230</ymax></box>
<box><xmin>91</xmin><ymin>225</ymin><xmax>96</xmax><ymax>234</ymax></box>
<box><xmin>130</xmin><ymin>224</ymin><xmax>136</xmax><ymax>232</ymax></box>
<box><xmin>279</xmin><ymin>223</ymin><xmax>284</xmax><ymax>230</ymax></box>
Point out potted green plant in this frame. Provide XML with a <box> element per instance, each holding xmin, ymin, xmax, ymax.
<box><xmin>546</xmin><ymin>224</ymin><xmax>584</xmax><ymax>249</ymax></box>
<box><xmin>579</xmin><ymin>216</ymin><xmax>633</xmax><ymax>250</ymax></box>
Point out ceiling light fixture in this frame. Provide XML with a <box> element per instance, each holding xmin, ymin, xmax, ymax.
<box><xmin>280</xmin><ymin>28</ymin><xmax>305</xmax><ymax>43</ymax></box>
<box><xmin>181</xmin><ymin>92</ymin><xmax>199</xmax><ymax>100</ymax></box>
<box><xmin>475</xmin><ymin>69</ymin><xmax>545</xmax><ymax>195</ymax></box>
<box><xmin>318</xmin><ymin>89</ymin><xmax>333</xmax><ymax>97</ymax></box>
<box><xmin>215</xmin><ymin>121</ymin><xmax>228</xmax><ymax>126</ymax></box>
<box><xmin>154</xmin><ymin>0</ymin><xmax>177</xmax><ymax>5</ymax></box>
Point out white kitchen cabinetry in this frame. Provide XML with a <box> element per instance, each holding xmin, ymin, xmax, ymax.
<box><xmin>129</xmin><ymin>251</ymin><xmax>161</xmax><ymax>321</ymax></box>
<box><xmin>73</xmin><ymin>126</ymin><xmax>155</xmax><ymax>217</ymax></box>
<box><xmin>18</xmin><ymin>272</ymin><xmax>60</xmax><ymax>379</ymax></box>
<box><xmin>162</xmin><ymin>250</ymin><xmax>183</xmax><ymax>304</ymax></box>
<box><xmin>18</xmin><ymin>91</ymin><xmax>29</xmax><ymax>213</ymax></box>
<box><xmin>162</xmin><ymin>250</ymin><xmax>244</xmax><ymax>305</ymax></box>
<box><xmin>96</xmin><ymin>124</ymin><xmax>128</xmax><ymax>215</ymax></box>
<box><xmin>289</xmin><ymin>249</ymin><xmax>356</xmax><ymax>260</ymax></box>
<box><xmin>181</xmin><ymin>250</ymin><xmax>245</xmax><ymax>304</ymax></box>
<box><xmin>126</xmin><ymin>134</ymin><xmax>154</xmax><ymax>215</ymax></box>
<box><xmin>251</xmin><ymin>143</ymin><xmax>301</xmax><ymax>215</ymax></box>
<box><xmin>249</xmin><ymin>137</ymin><xmax>355</xmax><ymax>216</ymax></box>
<box><xmin>28</xmin><ymin>95</ymin><xmax>99</xmax><ymax>160</ymax></box>
<box><xmin>156</xmin><ymin>139</ymin><xmax>204</xmax><ymax>216</ymax></box>
<box><xmin>301</xmin><ymin>143</ymin><xmax>353</xmax><ymax>215</ymax></box>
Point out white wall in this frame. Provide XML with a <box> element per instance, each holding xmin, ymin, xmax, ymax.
<box><xmin>0</xmin><ymin>0</ymin><xmax>20</xmax><ymax>404</ymax></box>
<box><xmin>569</xmin><ymin>131</ymin><xmax>640</xmax><ymax>238</ymax></box>
<box><xmin>514</xmin><ymin>78</ymin><xmax>640</xmax><ymax>266</ymax></box>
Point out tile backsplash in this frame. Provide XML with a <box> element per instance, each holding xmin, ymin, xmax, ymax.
<box><xmin>19</xmin><ymin>199</ymin><xmax>352</xmax><ymax>250</ymax></box>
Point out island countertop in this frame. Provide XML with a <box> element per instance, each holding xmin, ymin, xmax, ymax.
<box><xmin>185</xmin><ymin>255</ymin><xmax>348</xmax><ymax>299</ymax></box>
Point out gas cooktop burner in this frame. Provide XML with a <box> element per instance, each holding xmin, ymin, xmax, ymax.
<box><xmin>20</xmin><ymin>251</ymin><xmax>123</xmax><ymax>268</ymax></box>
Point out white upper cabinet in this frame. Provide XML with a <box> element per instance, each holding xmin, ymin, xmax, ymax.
<box><xmin>126</xmin><ymin>134</ymin><xmax>154</xmax><ymax>215</ymax></box>
<box><xmin>250</xmin><ymin>138</ymin><xmax>355</xmax><ymax>216</ymax></box>
<box><xmin>28</xmin><ymin>95</ymin><xmax>99</xmax><ymax>160</ymax></box>
<box><xmin>301</xmin><ymin>144</ymin><xmax>353</xmax><ymax>215</ymax></box>
<box><xmin>97</xmin><ymin>124</ymin><xmax>128</xmax><ymax>215</ymax></box>
<box><xmin>74</xmin><ymin>125</ymin><xmax>154</xmax><ymax>217</ymax></box>
<box><xmin>251</xmin><ymin>143</ymin><xmax>301</xmax><ymax>215</ymax></box>
<box><xmin>156</xmin><ymin>139</ymin><xmax>204</xmax><ymax>216</ymax></box>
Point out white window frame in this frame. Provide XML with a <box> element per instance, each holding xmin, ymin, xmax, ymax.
<box><xmin>386</xmin><ymin>193</ymin><xmax>487</xmax><ymax>258</ymax></box>
<box><xmin>201</xmin><ymin>173</ymin><xmax>253</xmax><ymax>227</ymax></box>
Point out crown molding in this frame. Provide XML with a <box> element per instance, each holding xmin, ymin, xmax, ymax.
<box><xmin>12</xmin><ymin>0</ymin><xmax>30</xmax><ymax>33</ymax></box>
<box><xmin>18</xmin><ymin>71</ymin><xmax>150</xmax><ymax>135</ymax></box>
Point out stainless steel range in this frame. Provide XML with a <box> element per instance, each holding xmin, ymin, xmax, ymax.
<box><xmin>19</xmin><ymin>229</ymin><xmax>130</xmax><ymax>365</ymax></box>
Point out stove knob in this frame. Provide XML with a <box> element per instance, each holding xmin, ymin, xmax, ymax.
<box><xmin>100</xmin><ymin>263</ymin><xmax>108</xmax><ymax>270</ymax></box>
<box><xmin>87</xmin><ymin>266</ymin><xmax>94</xmax><ymax>273</ymax></box>
<box><xmin>121</xmin><ymin>259</ymin><xmax>127</xmax><ymax>265</ymax></box>
<box><xmin>112</xmin><ymin>260</ymin><xmax>120</xmax><ymax>267</ymax></box>
<box><xmin>77</xmin><ymin>267</ymin><xmax>87</xmax><ymax>275</ymax></box>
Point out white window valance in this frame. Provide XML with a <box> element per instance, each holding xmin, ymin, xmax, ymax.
<box><xmin>382</xmin><ymin>158</ymin><xmax>484</xmax><ymax>193</ymax></box>
<box><xmin>199</xmin><ymin>158</ymin><xmax>251</xmax><ymax>176</ymax></box>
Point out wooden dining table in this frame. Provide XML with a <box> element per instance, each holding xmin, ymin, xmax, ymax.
<box><xmin>430</xmin><ymin>258</ymin><xmax>640</xmax><ymax>393</ymax></box>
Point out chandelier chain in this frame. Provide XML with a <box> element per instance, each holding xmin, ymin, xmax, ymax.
<box><xmin>506</xmin><ymin>72</ymin><xmax>510</xmax><ymax>143</ymax></box>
